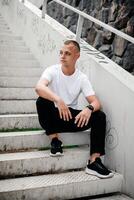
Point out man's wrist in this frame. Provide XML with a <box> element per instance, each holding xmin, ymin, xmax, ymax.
<box><xmin>86</xmin><ymin>104</ymin><xmax>94</xmax><ymax>113</ymax></box>
<box><xmin>54</xmin><ymin>96</ymin><xmax>61</xmax><ymax>103</ymax></box>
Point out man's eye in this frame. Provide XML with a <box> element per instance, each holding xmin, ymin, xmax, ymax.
<box><xmin>65</xmin><ymin>52</ymin><xmax>71</xmax><ymax>56</ymax></box>
<box><xmin>59</xmin><ymin>51</ymin><xmax>71</xmax><ymax>56</ymax></box>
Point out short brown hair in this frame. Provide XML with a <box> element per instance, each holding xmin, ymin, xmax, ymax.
<box><xmin>64</xmin><ymin>40</ymin><xmax>80</xmax><ymax>52</ymax></box>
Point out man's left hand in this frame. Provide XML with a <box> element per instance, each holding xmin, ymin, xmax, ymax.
<box><xmin>74</xmin><ymin>107</ymin><xmax>92</xmax><ymax>127</ymax></box>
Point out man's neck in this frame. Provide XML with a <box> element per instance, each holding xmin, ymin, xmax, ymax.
<box><xmin>61</xmin><ymin>64</ymin><xmax>76</xmax><ymax>76</ymax></box>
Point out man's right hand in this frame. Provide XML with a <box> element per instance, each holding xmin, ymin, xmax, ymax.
<box><xmin>56</xmin><ymin>98</ymin><xmax>72</xmax><ymax>121</ymax></box>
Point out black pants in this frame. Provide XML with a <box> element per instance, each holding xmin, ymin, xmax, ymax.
<box><xmin>36</xmin><ymin>97</ymin><xmax>106</xmax><ymax>155</ymax></box>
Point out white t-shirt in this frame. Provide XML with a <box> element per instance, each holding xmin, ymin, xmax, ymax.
<box><xmin>40</xmin><ymin>64</ymin><xmax>95</xmax><ymax>109</ymax></box>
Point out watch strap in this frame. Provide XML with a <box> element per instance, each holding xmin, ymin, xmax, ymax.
<box><xmin>86</xmin><ymin>104</ymin><xmax>94</xmax><ymax>112</ymax></box>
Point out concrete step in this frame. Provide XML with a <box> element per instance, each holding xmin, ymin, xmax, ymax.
<box><xmin>0</xmin><ymin>38</ymin><xmax>23</xmax><ymax>43</ymax></box>
<box><xmin>0</xmin><ymin>22</ymin><xmax>7</xmax><ymax>26</ymax></box>
<box><xmin>0</xmin><ymin>27</ymin><xmax>10</xmax><ymax>31</ymax></box>
<box><xmin>0</xmin><ymin>19</ymin><xmax>8</xmax><ymax>23</ymax></box>
<box><xmin>0</xmin><ymin>46</ymin><xmax>30</xmax><ymax>52</ymax></box>
<box><xmin>0</xmin><ymin>17</ymin><xmax>5</xmax><ymax>19</ymax></box>
<box><xmin>0</xmin><ymin>22</ymin><xmax>6</xmax><ymax>24</ymax></box>
<box><xmin>0</xmin><ymin>30</ymin><xmax>12</xmax><ymax>34</ymax></box>
<box><xmin>0</xmin><ymin>147</ymin><xmax>89</xmax><ymax>177</ymax></box>
<box><xmin>0</xmin><ymin>22</ymin><xmax>10</xmax><ymax>27</ymax></box>
<box><xmin>0</xmin><ymin>39</ymin><xmax>26</xmax><ymax>46</ymax></box>
<box><xmin>0</xmin><ymin>60</ymin><xmax>40</xmax><ymax>68</ymax></box>
<box><xmin>0</xmin><ymin>17</ymin><xmax>6</xmax><ymax>20</ymax></box>
<box><xmin>0</xmin><ymin>114</ymin><xmax>41</xmax><ymax>130</ymax></box>
<box><xmin>0</xmin><ymin>20</ymin><xmax>8</xmax><ymax>23</ymax></box>
<box><xmin>0</xmin><ymin>25</ymin><xmax>9</xmax><ymax>29</ymax></box>
<box><xmin>0</xmin><ymin>52</ymin><xmax>35</xmax><ymax>59</ymax></box>
<box><xmin>0</xmin><ymin>19</ymin><xmax>6</xmax><ymax>22</ymax></box>
<box><xmin>0</xmin><ymin>21</ymin><xmax>7</xmax><ymax>25</ymax></box>
<box><xmin>0</xmin><ymin>31</ymin><xmax>21</xmax><ymax>38</ymax></box>
<box><xmin>90</xmin><ymin>194</ymin><xmax>134</xmax><ymax>200</ymax></box>
<box><xmin>0</xmin><ymin>171</ymin><xmax>123</xmax><ymax>200</ymax></box>
<box><xmin>0</xmin><ymin>20</ymin><xmax>7</xmax><ymax>23</ymax></box>
<box><xmin>0</xmin><ymin>34</ymin><xmax>22</xmax><ymax>40</ymax></box>
<box><xmin>0</xmin><ymin>16</ymin><xmax>6</xmax><ymax>19</ymax></box>
<box><xmin>0</xmin><ymin>77</ymin><xmax>38</xmax><ymax>87</ymax></box>
<box><xmin>0</xmin><ymin>44</ymin><xmax>28</xmax><ymax>49</ymax></box>
<box><xmin>0</xmin><ymin>51</ymin><xmax>32</xmax><ymax>56</ymax></box>
<box><xmin>0</xmin><ymin>18</ymin><xmax>7</xmax><ymax>21</ymax></box>
<box><xmin>0</xmin><ymin>130</ymin><xmax>90</xmax><ymax>151</ymax></box>
<box><xmin>0</xmin><ymin>67</ymin><xmax>43</xmax><ymax>77</ymax></box>
<box><xmin>0</xmin><ymin>57</ymin><xmax>38</xmax><ymax>63</ymax></box>
<box><xmin>0</xmin><ymin>88</ymin><xmax>37</xmax><ymax>99</ymax></box>
<box><xmin>0</xmin><ymin>25</ymin><xmax>8</xmax><ymax>29</ymax></box>
<box><xmin>0</xmin><ymin>100</ymin><xmax>36</xmax><ymax>114</ymax></box>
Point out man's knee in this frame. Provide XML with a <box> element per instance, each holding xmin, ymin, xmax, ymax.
<box><xmin>36</xmin><ymin>97</ymin><xmax>57</xmax><ymax>119</ymax></box>
<box><xmin>97</xmin><ymin>110</ymin><xmax>106</xmax><ymax>120</ymax></box>
<box><xmin>92</xmin><ymin>110</ymin><xmax>106</xmax><ymax>123</ymax></box>
<box><xmin>36</xmin><ymin>97</ymin><xmax>47</xmax><ymax>106</ymax></box>
<box><xmin>36</xmin><ymin>97</ymin><xmax>51</xmax><ymax>116</ymax></box>
<box><xmin>36</xmin><ymin>97</ymin><xmax>53</xmax><ymax>109</ymax></box>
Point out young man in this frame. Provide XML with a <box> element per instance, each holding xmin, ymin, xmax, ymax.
<box><xmin>35</xmin><ymin>40</ymin><xmax>113</xmax><ymax>179</ymax></box>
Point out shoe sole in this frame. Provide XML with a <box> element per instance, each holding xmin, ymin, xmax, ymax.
<box><xmin>50</xmin><ymin>152</ymin><xmax>64</xmax><ymax>157</ymax></box>
<box><xmin>85</xmin><ymin>167</ymin><xmax>114</xmax><ymax>179</ymax></box>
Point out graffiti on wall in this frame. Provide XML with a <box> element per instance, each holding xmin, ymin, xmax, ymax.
<box><xmin>17</xmin><ymin>6</ymin><xmax>27</xmax><ymax>25</ymax></box>
<box><xmin>105</xmin><ymin>119</ymin><xmax>119</xmax><ymax>150</ymax></box>
<box><xmin>38</xmin><ymin>34</ymin><xmax>57</xmax><ymax>55</ymax></box>
<box><xmin>31</xmin><ymin>17</ymin><xmax>39</xmax><ymax>36</ymax></box>
<box><xmin>80</xmin><ymin>41</ymin><xmax>109</xmax><ymax>64</ymax></box>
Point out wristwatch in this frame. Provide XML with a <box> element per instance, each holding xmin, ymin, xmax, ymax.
<box><xmin>86</xmin><ymin>104</ymin><xmax>94</xmax><ymax>112</ymax></box>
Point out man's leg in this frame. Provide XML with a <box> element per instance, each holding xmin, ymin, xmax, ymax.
<box><xmin>89</xmin><ymin>111</ymin><xmax>106</xmax><ymax>160</ymax></box>
<box><xmin>36</xmin><ymin>97</ymin><xmax>63</xmax><ymax>156</ymax></box>
<box><xmin>85</xmin><ymin>111</ymin><xmax>113</xmax><ymax>178</ymax></box>
<box><xmin>36</xmin><ymin>98</ymin><xmax>112</xmax><ymax>177</ymax></box>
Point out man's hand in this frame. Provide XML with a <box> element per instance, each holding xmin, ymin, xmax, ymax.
<box><xmin>56</xmin><ymin>98</ymin><xmax>72</xmax><ymax>121</ymax></box>
<box><xmin>75</xmin><ymin>107</ymin><xmax>92</xmax><ymax>127</ymax></box>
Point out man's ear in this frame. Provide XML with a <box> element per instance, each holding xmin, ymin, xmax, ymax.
<box><xmin>76</xmin><ymin>52</ymin><xmax>80</xmax><ymax>59</ymax></box>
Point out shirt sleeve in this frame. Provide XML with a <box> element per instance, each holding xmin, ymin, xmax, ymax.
<box><xmin>81</xmin><ymin>75</ymin><xmax>95</xmax><ymax>97</ymax></box>
<box><xmin>39</xmin><ymin>66</ymin><xmax>54</xmax><ymax>82</ymax></box>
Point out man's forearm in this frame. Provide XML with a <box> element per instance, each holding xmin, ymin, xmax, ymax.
<box><xmin>86</xmin><ymin>96</ymin><xmax>101</xmax><ymax>112</ymax></box>
<box><xmin>35</xmin><ymin>84</ymin><xmax>60</xmax><ymax>103</ymax></box>
<box><xmin>89</xmin><ymin>100</ymin><xmax>101</xmax><ymax>112</ymax></box>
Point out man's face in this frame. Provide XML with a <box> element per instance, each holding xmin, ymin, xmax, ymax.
<box><xmin>59</xmin><ymin>43</ymin><xmax>80</xmax><ymax>67</ymax></box>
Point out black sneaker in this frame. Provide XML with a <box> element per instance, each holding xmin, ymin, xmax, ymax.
<box><xmin>85</xmin><ymin>157</ymin><xmax>114</xmax><ymax>179</ymax></box>
<box><xmin>50</xmin><ymin>138</ymin><xmax>64</xmax><ymax>157</ymax></box>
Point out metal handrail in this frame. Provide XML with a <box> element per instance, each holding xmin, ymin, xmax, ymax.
<box><xmin>22</xmin><ymin>0</ymin><xmax>134</xmax><ymax>44</ymax></box>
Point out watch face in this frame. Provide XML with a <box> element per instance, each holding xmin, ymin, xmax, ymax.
<box><xmin>87</xmin><ymin>105</ymin><xmax>94</xmax><ymax>111</ymax></box>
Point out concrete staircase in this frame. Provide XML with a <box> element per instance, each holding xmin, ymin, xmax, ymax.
<box><xmin>0</xmin><ymin>14</ymin><xmax>123</xmax><ymax>200</ymax></box>
<box><xmin>0</xmin><ymin>14</ymin><xmax>43</xmax><ymax>131</ymax></box>
<box><xmin>0</xmin><ymin>130</ymin><xmax>123</xmax><ymax>200</ymax></box>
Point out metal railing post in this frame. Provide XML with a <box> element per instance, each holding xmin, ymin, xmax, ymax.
<box><xmin>76</xmin><ymin>15</ymin><xmax>84</xmax><ymax>43</ymax></box>
<box><xmin>42</xmin><ymin>0</ymin><xmax>47</xmax><ymax>19</ymax></box>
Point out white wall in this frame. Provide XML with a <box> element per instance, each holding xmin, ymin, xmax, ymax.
<box><xmin>28</xmin><ymin>0</ymin><xmax>43</xmax><ymax>8</ymax></box>
<box><xmin>1</xmin><ymin>0</ymin><xmax>134</xmax><ymax>197</ymax></box>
